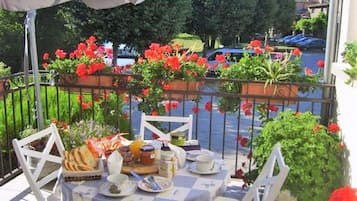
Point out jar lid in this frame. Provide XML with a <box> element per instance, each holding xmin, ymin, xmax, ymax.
<box><xmin>140</xmin><ymin>145</ymin><xmax>155</xmax><ymax>152</ymax></box>
<box><xmin>119</xmin><ymin>145</ymin><xmax>130</xmax><ymax>152</ymax></box>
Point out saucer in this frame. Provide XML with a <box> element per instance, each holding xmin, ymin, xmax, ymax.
<box><xmin>99</xmin><ymin>181</ymin><xmax>136</xmax><ymax>197</ymax></box>
<box><xmin>137</xmin><ymin>176</ymin><xmax>173</xmax><ymax>193</ymax></box>
<box><xmin>186</xmin><ymin>150</ymin><xmax>214</xmax><ymax>161</ymax></box>
<box><xmin>189</xmin><ymin>162</ymin><xmax>220</xmax><ymax>175</ymax></box>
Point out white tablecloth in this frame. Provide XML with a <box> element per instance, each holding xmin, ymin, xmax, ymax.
<box><xmin>61</xmin><ymin>160</ymin><xmax>230</xmax><ymax>201</ymax></box>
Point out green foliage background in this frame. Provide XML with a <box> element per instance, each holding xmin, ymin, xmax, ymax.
<box><xmin>0</xmin><ymin>85</ymin><xmax>130</xmax><ymax>150</ymax></box>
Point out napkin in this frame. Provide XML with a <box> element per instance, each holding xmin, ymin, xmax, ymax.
<box><xmin>107</xmin><ymin>150</ymin><xmax>123</xmax><ymax>175</ymax></box>
<box><xmin>168</xmin><ymin>143</ymin><xmax>186</xmax><ymax>168</ymax></box>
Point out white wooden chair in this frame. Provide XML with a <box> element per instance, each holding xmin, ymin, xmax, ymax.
<box><xmin>215</xmin><ymin>143</ymin><xmax>290</xmax><ymax>201</ymax></box>
<box><xmin>139</xmin><ymin>113</ymin><xmax>193</xmax><ymax>141</ymax></box>
<box><xmin>12</xmin><ymin>123</ymin><xmax>65</xmax><ymax>201</ymax></box>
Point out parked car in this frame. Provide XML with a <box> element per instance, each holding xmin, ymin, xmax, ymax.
<box><xmin>277</xmin><ymin>35</ymin><xmax>294</xmax><ymax>44</ymax></box>
<box><xmin>286</xmin><ymin>36</ymin><xmax>312</xmax><ymax>46</ymax></box>
<box><xmin>284</xmin><ymin>34</ymin><xmax>305</xmax><ymax>45</ymax></box>
<box><xmin>205</xmin><ymin>48</ymin><xmax>254</xmax><ymax>76</ymax></box>
<box><xmin>296</xmin><ymin>38</ymin><xmax>326</xmax><ymax>50</ymax></box>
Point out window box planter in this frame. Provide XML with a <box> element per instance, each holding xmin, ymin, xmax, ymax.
<box><xmin>163</xmin><ymin>80</ymin><xmax>201</xmax><ymax>100</ymax></box>
<box><xmin>241</xmin><ymin>82</ymin><xmax>298</xmax><ymax>104</ymax></box>
<box><xmin>58</xmin><ymin>74</ymin><xmax>113</xmax><ymax>94</ymax></box>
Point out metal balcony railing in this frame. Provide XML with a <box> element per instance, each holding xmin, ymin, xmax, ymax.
<box><xmin>0</xmin><ymin>72</ymin><xmax>336</xmax><ymax>186</ymax></box>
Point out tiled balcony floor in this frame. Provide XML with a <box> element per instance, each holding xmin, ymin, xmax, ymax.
<box><xmin>0</xmin><ymin>173</ymin><xmax>54</xmax><ymax>201</ymax></box>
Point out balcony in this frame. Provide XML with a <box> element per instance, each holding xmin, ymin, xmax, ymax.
<box><xmin>0</xmin><ymin>71</ymin><xmax>336</xmax><ymax>190</ymax></box>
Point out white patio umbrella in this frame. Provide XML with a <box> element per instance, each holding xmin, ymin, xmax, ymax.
<box><xmin>0</xmin><ymin>0</ymin><xmax>144</xmax><ymax>129</ymax></box>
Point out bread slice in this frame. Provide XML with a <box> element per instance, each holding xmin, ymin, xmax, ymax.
<box><xmin>63</xmin><ymin>160</ymin><xmax>95</xmax><ymax>171</ymax></box>
<box><xmin>78</xmin><ymin>145</ymin><xmax>98</xmax><ymax>169</ymax></box>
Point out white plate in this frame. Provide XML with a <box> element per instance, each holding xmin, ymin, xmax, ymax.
<box><xmin>189</xmin><ymin>162</ymin><xmax>220</xmax><ymax>175</ymax></box>
<box><xmin>186</xmin><ymin>149</ymin><xmax>214</xmax><ymax>161</ymax></box>
<box><xmin>137</xmin><ymin>176</ymin><xmax>173</xmax><ymax>193</ymax></box>
<box><xmin>99</xmin><ymin>181</ymin><xmax>136</xmax><ymax>197</ymax></box>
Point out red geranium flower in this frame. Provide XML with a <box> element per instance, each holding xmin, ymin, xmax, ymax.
<box><xmin>192</xmin><ymin>107</ymin><xmax>200</xmax><ymax>113</ymax></box>
<box><xmin>328</xmin><ymin>186</ymin><xmax>357</xmax><ymax>201</ymax></box>
<box><xmin>328</xmin><ymin>123</ymin><xmax>340</xmax><ymax>133</ymax></box>
<box><xmin>215</xmin><ymin>54</ymin><xmax>226</xmax><ymax>63</ymax></box>
<box><xmin>317</xmin><ymin>60</ymin><xmax>325</xmax><ymax>68</ymax></box>
<box><xmin>205</xmin><ymin>101</ymin><xmax>212</xmax><ymax>112</ymax></box>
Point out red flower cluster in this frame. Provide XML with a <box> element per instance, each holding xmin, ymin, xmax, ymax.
<box><xmin>42</xmin><ymin>36</ymin><xmax>110</xmax><ymax>80</ymax></box>
<box><xmin>329</xmin><ymin>186</ymin><xmax>357</xmax><ymax>201</ymax></box>
<box><xmin>328</xmin><ymin>123</ymin><xmax>341</xmax><ymax>133</ymax></box>
<box><xmin>138</xmin><ymin>43</ymin><xmax>208</xmax><ymax>75</ymax></box>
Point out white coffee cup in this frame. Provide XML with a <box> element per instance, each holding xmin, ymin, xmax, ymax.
<box><xmin>195</xmin><ymin>154</ymin><xmax>214</xmax><ymax>172</ymax></box>
<box><xmin>107</xmin><ymin>173</ymin><xmax>129</xmax><ymax>189</ymax></box>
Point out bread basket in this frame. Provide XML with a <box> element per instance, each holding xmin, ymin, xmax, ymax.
<box><xmin>62</xmin><ymin>159</ymin><xmax>104</xmax><ymax>182</ymax></box>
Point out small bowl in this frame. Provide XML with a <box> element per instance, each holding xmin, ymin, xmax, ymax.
<box><xmin>107</xmin><ymin>173</ymin><xmax>129</xmax><ymax>187</ymax></box>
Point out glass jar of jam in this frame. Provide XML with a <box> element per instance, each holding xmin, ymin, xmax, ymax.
<box><xmin>119</xmin><ymin>145</ymin><xmax>134</xmax><ymax>165</ymax></box>
<box><xmin>140</xmin><ymin>144</ymin><xmax>155</xmax><ymax>165</ymax></box>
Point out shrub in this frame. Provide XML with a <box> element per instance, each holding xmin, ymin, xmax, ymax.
<box><xmin>253</xmin><ymin>110</ymin><xmax>344</xmax><ymax>201</ymax></box>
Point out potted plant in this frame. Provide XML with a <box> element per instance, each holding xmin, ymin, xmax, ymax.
<box><xmin>42</xmin><ymin>35</ymin><xmax>113</xmax><ymax>94</ymax></box>
<box><xmin>54</xmin><ymin>120</ymin><xmax>119</xmax><ymax>151</ymax></box>
<box><xmin>252</xmin><ymin>110</ymin><xmax>344</xmax><ymax>201</ymax></box>
<box><xmin>342</xmin><ymin>40</ymin><xmax>357</xmax><ymax>86</ymax></box>
<box><xmin>218</xmin><ymin>40</ymin><xmax>321</xmax><ymax>111</ymax></box>
<box><xmin>129</xmin><ymin>43</ymin><xmax>208</xmax><ymax>115</ymax></box>
<box><xmin>0</xmin><ymin>61</ymin><xmax>11</xmax><ymax>97</ymax></box>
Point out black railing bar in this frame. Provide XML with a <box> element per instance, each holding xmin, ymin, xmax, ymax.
<box><xmin>208</xmin><ymin>95</ymin><xmax>214</xmax><ymax>150</ymax></box>
<box><xmin>55</xmin><ymin>87</ymin><xmax>60</xmax><ymax>121</ymax></box>
<box><xmin>19</xmin><ymin>90</ymin><xmax>25</xmax><ymax>130</ymax></box>
<box><xmin>221</xmin><ymin>112</ymin><xmax>227</xmax><ymax>159</ymax></box>
<box><xmin>194</xmin><ymin>102</ymin><xmax>199</xmax><ymax>139</ymax></box>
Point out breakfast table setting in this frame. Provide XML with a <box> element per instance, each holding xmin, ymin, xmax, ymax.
<box><xmin>59</xmin><ymin>135</ymin><xmax>231</xmax><ymax>201</ymax></box>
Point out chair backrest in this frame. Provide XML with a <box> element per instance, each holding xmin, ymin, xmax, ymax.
<box><xmin>12</xmin><ymin>123</ymin><xmax>65</xmax><ymax>201</ymax></box>
<box><xmin>242</xmin><ymin>143</ymin><xmax>289</xmax><ymax>201</ymax></box>
<box><xmin>139</xmin><ymin>113</ymin><xmax>193</xmax><ymax>141</ymax></box>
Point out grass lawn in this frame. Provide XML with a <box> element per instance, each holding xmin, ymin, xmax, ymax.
<box><xmin>171</xmin><ymin>33</ymin><xmax>204</xmax><ymax>52</ymax></box>
<box><xmin>171</xmin><ymin>33</ymin><xmax>223</xmax><ymax>52</ymax></box>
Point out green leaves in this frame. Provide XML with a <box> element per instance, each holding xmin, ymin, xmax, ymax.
<box><xmin>343</xmin><ymin>40</ymin><xmax>357</xmax><ymax>85</ymax></box>
<box><xmin>253</xmin><ymin>110</ymin><xmax>344</xmax><ymax>201</ymax></box>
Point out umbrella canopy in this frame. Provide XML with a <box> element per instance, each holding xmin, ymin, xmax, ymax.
<box><xmin>0</xmin><ymin>0</ymin><xmax>144</xmax><ymax>11</ymax></box>
<box><xmin>0</xmin><ymin>0</ymin><xmax>144</xmax><ymax>129</ymax></box>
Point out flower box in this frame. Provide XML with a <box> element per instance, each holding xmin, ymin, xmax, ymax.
<box><xmin>241</xmin><ymin>82</ymin><xmax>298</xmax><ymax>104</ymax></box>
<box><xmin>164</xmin><ymin>80</ymin><xmax>200</xmax><ymax>100</ymax></box>
<box><xmin>59</xmin><ymin>74</ymin><xmax>113</xmax><ymax>94</ymax></box>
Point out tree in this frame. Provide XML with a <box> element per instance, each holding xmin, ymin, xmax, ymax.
<box><xmin>0</xmin><ymin>10</ymin><xmax>24</xmax><ymax>72</ymax></box>
<box><xmin>246</xmin><ymin>0</ymin><xmax>279</xmax><ymax>41</ymax></box>
<box><xmin>187</xmin><ymin>0</ymin><xmax>220</xmax><ymax>52</ymax></box>
<box><xmin>217</xmin><ymin>0</ymin><xmax>258</xmax><ymax>46</ymax></box>
<box><xmin>294</xmin><ymin>18</ymin><xmax>312</xmax><ymax>35</ymax></box>
<box><xmin>36</xmin><ymin>6</ymin><xmax>79</xmax><ymax>66</ymax></box>
<box><xmin>311</xmin><ymin>12</ymin><xmax>327</xmax><ymax>38</ymax></box>
<box><xmin>273</xmin><ymin>0</ymin><xmax>296</xmax><ymax>36</ymax></box>
<box><xmin>63</xmin><ymin>0</ymin><xmax>191</xmax><ymax>65</ymax></box>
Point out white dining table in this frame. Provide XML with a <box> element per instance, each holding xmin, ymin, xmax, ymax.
<box><xmin>61</xmin><ymin>156</ymin><xmax>231</xmax><ymax>201</ymax></box>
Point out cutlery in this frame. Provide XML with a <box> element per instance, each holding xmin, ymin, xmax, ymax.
<box><xmin>129</xmin><ymin>171</ymin><xmax>161</xmax><ymax>190</ymax></box>
<box><xmin>147</xmin><ymin>175</ymin><xmax>162</xmax><ymax>190</ymax></box>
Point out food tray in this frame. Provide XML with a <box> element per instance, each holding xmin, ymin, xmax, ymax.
<box><xmin>62</xmin><ymin>160</ymin><xmax>104</xmax><ymax>182</ymax></box>
<box><xmin>122</xmin><ymin>162</ymin><xmax>158</xmax><ymax>175</ymax></box>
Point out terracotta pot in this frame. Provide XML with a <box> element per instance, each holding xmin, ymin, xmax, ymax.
<box><xmin>241</xmin><ymin>82</ymin><xmax>298</xmax><ymax>104</ymax></box>
<box><xmin>59</xmin><ymin>74</ymin><xmax>113</xmax><ymax>95</ymax></box>
<box><xmin>164</xmin><ymin>80</ymin><xmax>201</xmax><ymax>100</ymax></box>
